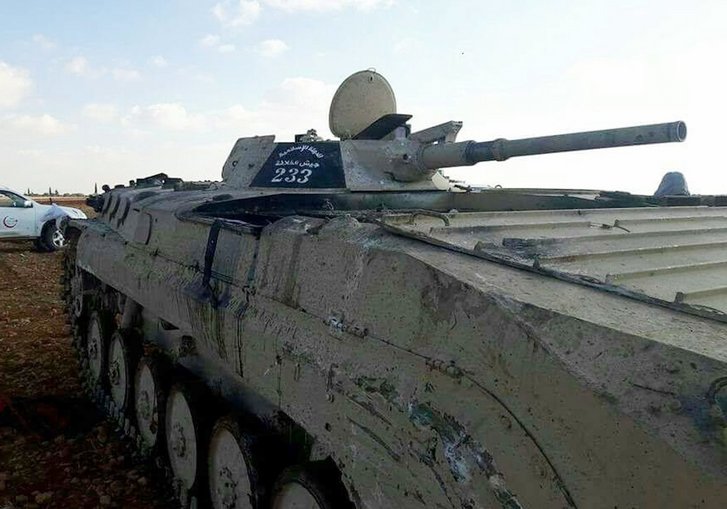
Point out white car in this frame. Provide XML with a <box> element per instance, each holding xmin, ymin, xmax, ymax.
<box><xmin>0</xmin><ymin>186</ymin><xmax>87</xmax><ymax>251</ymax></box>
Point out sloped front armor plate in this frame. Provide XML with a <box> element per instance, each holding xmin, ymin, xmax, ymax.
<box><xmin>381</xmin><ymin>206</ymin><xmax>727</xmax><ymax>322</ymax></box>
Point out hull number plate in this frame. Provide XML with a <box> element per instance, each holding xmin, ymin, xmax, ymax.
<box><xmin>251</xmin><ymin>142</ymin><xmax>346</xmax><ymax>189</ymax></box>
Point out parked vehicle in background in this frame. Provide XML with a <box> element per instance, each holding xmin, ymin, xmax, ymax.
<box><xmin>0</xmin><ymin>186</ymin><xmax>87</xmax><ymax>251</ymax></box>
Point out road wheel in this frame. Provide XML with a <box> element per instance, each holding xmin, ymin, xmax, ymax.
<box><xmin>270</xmin><ymin>463</ymin><xmax>352</xmax><ymax>509</ymax></box>
<box><xmin>107</xmin><ymin>329</ymin><xmax>142</xmax><ymax>415</ymax></box>
<box><xmin>166</xmin><ymin>382</ymin><xmax>210</xmax><ymax>498</ymax></box>
<box><xmin>134</xmin><ymin>355</ymin><xmax>170</xmax><ymax>454</ymax></box>
<box><xmin>41</xmin><ymin>222</ymin><xmax>65</xmax><ymax>251</ymax></box>
<box><xmin>69</xmin><ymin>266</ymin><xmax>85</xmax><ymax>322</ymax></box>
<box><xmin>84</xmin><ymin>311</ymin><xmax>114</xmax><ymax>391</ymax></box>
<box><xmin>208</xmin><ymin>416</ymin><xmax>263</xmax><ymax>509</ymax></box>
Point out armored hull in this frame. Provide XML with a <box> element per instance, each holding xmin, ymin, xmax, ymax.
<box><xmin>62</xmin><ymin>71</ymin><xmax>726</xmax><ymax>508</ymax></box>
<box><xmin>63</xmin><ymin>185</ymin><xmax>727</xmax><ymax>509</ymax></box>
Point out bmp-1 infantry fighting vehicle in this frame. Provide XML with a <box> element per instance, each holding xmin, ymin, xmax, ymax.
<box><xmin>63</xmin><ymin>70</ymin><xmax>727</xmax><ymax>508</ymax></box>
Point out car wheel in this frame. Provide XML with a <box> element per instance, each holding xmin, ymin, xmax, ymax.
<box><xmin>41</xmin><ymin>222</ymin><xmax>66</xmax><ymax>251</ymax></box>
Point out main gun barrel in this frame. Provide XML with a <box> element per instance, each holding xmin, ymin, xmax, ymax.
<box><xmin>418</xmin><ymin>121</ymin><xmax>686</xmax><ymax>170</ymax></box>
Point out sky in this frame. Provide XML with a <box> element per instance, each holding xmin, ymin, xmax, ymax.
<box><xmin>0</xmin><ymin>0</ymin><xmax>724</xmax><ymax>195</ymax></box>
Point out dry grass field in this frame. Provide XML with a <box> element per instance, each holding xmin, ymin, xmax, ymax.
<box><xmin>30</xmin><ymin>197</ymin><xmax>88</xmax><ymax>205</ymax></box>
<box><xmin>0</xmin><ymin>204</ymin><xmax>169</xmax><ymax>508</ymax></box>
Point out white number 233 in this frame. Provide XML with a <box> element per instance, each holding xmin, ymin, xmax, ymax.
<box><xmin>271</xmin><ymin>168</ymin><xmax>312</xmax><ymax>184</ymax></box>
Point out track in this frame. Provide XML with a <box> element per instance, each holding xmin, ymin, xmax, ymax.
<box><xmin>61</xmin><ymin>235</ymin><xmax>186</xmax><ymax>507</ymax></box>
<box><xmin>61</xmin><ymin>231</ymin><xmax>355</xmax><ymax>509</ymax></box>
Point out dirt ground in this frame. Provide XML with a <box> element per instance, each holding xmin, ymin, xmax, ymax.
<box><xmin>0</xmin><ymin>202</ymin><xmax>170</xmax><ymax>508</ymax></box>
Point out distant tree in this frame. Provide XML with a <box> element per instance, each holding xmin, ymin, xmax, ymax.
<box><xmin>54</xmin><ymin>189</ymin><xmax>59</xmax><ymax>196</ymax></box>
<box><xmin>48</xmin><ymin>186</ymin><xmax>52</xmax><ymax>196</ymax></box>
<box><xmin>94</xmin><ymin>183</ymin><xmax>98</xmax><ymax>194</ymax></box>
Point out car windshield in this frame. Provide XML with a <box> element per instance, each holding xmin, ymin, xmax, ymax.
<box><xmin>0</xmin><ymin>191</ymin><xmax>26</xmax><ymax>207</ymax></box>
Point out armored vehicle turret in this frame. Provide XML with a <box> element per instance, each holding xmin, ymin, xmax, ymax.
<box><xmin>65</xmin><ymin>70</ymin><xmax>727</xmax><ymax>509</ymax></box>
